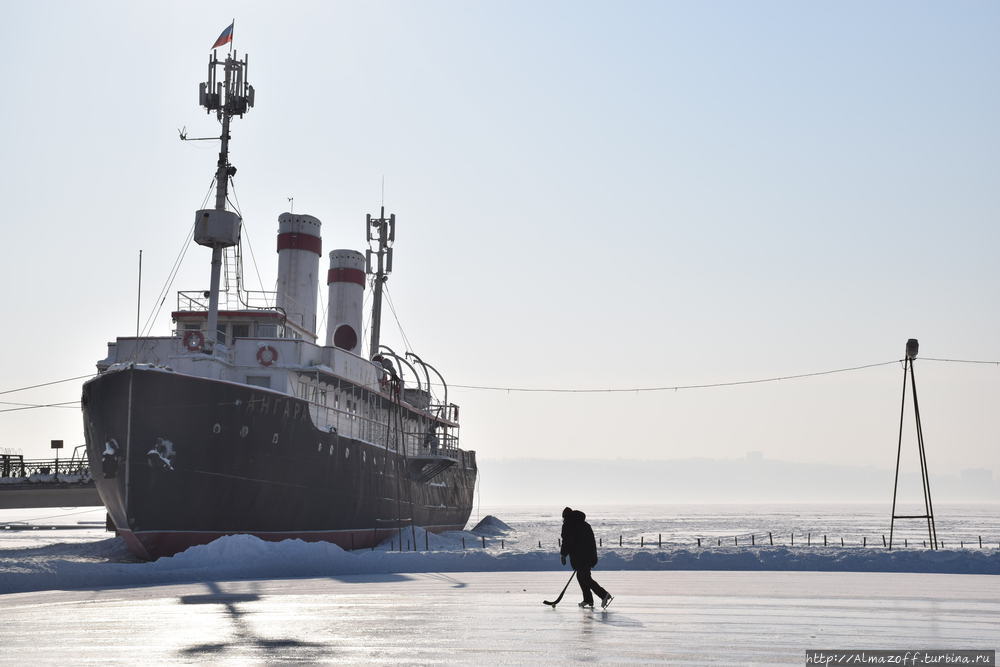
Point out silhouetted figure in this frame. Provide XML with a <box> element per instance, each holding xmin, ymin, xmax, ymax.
<box><xmin>424</xmin><ymin>426</ymin><xmax>440</xmax><ymax>454</ymax></box>
<box><xmin>560</xmin><ymin>507</ymin><xmax>613</xmax><ymax>608</ymax></box>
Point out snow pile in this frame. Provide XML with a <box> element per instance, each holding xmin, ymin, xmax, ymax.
<box><xmin>471</xmin><ymin>515</ymin><xmax>512</xmax><ymax>536</ymax></box>
<box><xmin>2</xmin><ymin>532</ymin><xmax>998</xmax><ymax>596</ymax></box>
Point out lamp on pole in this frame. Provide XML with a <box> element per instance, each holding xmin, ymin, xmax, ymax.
<box><xmin>50</xmin><ymin>439</ymin><xmax>63</xmax><ymax>478</ymax></box>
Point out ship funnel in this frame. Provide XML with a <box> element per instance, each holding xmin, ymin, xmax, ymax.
<box><xmin>326</xmin><ymin>249</ymin><xmax>366</xmax><ymax>354</ymax></box>
<box><xmin>276</xmin><ymin>212</ymin><xmax>322</xmax><ymax>340</ymax></box>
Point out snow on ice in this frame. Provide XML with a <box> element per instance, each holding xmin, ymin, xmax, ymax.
<box><xmin>1</xmin><ymin>517</ymin><xmax>997</xmax><ymax>595</ymax></box>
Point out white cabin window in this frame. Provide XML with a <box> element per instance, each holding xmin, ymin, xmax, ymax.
<box><xmin>247</xmin><ymin>376</ymin><xmax>270</xmax><ymax>388</ymax></box>
<box><xmin>257</xmin><ymin>323</ymin><xmax>278</xmax><ymax>338</ymax></box>
<box><xmin>183</xmin><ymin>323</ymin><xmax>200</xmax><ymax>331</ymax></box>
<box><xmin>232</xmin><ymin>324</ymin><xmax>250</xmax><ymax>339</ymax></box>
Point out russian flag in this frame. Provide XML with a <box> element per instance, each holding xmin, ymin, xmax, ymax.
<box><xmin>212</xmin><ymin>22</ymin><xmax>234</xmax><ymax>49</ymax></box>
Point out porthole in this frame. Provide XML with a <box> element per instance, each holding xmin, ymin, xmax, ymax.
<box><xmin>239</xmin><ymin>426</ymin><xmax>249</xmax><ymax>438</ymax></box>
<box><xmin>317</xmin><ymin>443</ymin><xmax>322</xmax><ymax>453</ymax></box>
<box><xmin>212</xmin><ymin>423</ymin><xmax>222</xmax><ymax>434</ymax></box>
<box><xmin>344</xmin><ymin>447</ymin><xmax>350</xmax><ymax>459</ymax></box>
<box><xmin>362</xmin><ymin>451</ymin><xmax>367</xmax><ymax>463</ymax></box>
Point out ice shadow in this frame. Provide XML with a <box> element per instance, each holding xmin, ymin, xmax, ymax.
<box><xmin>418</xmin><ymin>572</ymin><xmax>468</xmax><ymax>588</ymax></box>
<box><xmin>584</xmin><ymin>610</ymin><xmax>644</xmax><ymax>628</ymax></box>
<box><xmin>178</xmin><ymin>581</ymin><xmax>326</xmax><ymax>659</ymax></box>
<box><xmin>323</xmin><ymin>572</ymin><xmax>412</xmax><ymax>584</ymax></box>
<box><xmin>180</xmin><ymin>592</ymin><xmax>260</xmax><ymax>605</ymax></box>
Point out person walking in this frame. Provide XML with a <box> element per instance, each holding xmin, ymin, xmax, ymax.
<box><xmin>560</xmin><ymin>507</ymin><xmax>613</xmax><ymax>609</ymax></box>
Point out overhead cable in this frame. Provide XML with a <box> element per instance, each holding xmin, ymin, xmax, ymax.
<box><xmin>0</xmin><ymin>401</ymin><xmax>80</xmax><ymax>414</ymax></box>
<box><xmin>0</xmin><ymin>400</ymin><xmax>78</xmax><ymax>409</ymax></box>
<box><xmin>446</xmin><ymin>360</ymin><xmax>903</xmax><ymax>393</ymax></box>
<box><xmin>0</xmin><ymin>375</ymin><xmax>93</xmax><ymax>397</ymax></box>
<box><xmin>921</xmin><ymin>357</ymin><xmax>1000</xmax><ymax>366</ymax></box>
<box><xmin>445</xmin><ymin>357</ymin><xmax>999</xmax><ymax>393</ymax></box>
<box><xmin>1</xmin><ymin>358</ymin><xmax>995</xmax><ymax>414</ymax></box>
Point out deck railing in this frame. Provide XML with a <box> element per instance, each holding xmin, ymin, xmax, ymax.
<box><xmin>176</xmin><ymin>289</ymin><xmax>277</xmax><ymax>312</ymax></box>
<box><xmin>308</xmin><ymin>402</ymin><xmax>460</xmax><ymax>458</ymax></box>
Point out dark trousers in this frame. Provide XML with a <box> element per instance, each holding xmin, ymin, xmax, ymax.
<box><xmin>576</xmin><ymin>567</ymin><xmax>608</xmax><ymax>605</ymax></box>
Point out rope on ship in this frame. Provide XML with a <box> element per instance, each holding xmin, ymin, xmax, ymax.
<box><xmin>373</xmin><ymin>374</ymin><xmax>405</xmax><ymax>549</ymax></box>
<box><xmin>131</xmin><ymin>176</ymin><xmax>216</xmax><ymax>351</ymax></box>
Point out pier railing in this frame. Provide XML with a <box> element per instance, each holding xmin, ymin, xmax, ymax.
<box><xmin>0</xmin><ymin>455</ymin><xmax>90</xmax><ymax>480</ymax></box>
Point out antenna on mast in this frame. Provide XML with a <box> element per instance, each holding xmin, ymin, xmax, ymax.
<box><xmin>365</xmin><ymin>206</ymin><xmax>395</xmax><ymax>360</ymax></box>
<box><xmin>192</xmin><ymin>49</ymin><xmax>255</xmax><ymax>351</ymax></box>
<box><xmin>136</xmin><ymin>250</ymin><xmax>143</xmax><ymax>339</ymax></box>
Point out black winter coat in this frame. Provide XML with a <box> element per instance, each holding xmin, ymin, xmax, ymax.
<box><xmin>560</xmin><ymin>510</ymin><xmax>598</xmax><ymax>569</ymax></box>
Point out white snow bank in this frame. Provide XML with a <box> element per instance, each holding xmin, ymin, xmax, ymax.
<box><xmin>1</xmin><ymin>531</ymin><xmax>997</xmax><ymax>596</ymax></box>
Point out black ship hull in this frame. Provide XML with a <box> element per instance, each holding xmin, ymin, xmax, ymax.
<box><xmin>82</xmin><ymin>367</ymin><xmax>476</xmax><ymax>560</ymax></box>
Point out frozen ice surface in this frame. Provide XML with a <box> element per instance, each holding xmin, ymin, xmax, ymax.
<box><xmin>1</xmin><ymin>571</ymin><xmax>998</xmax><ymax>665</ymax></box>
<box><xmin>1</xmin><ymin>505</ymin><xmax>999</xmax><ymax>663</ymax></box>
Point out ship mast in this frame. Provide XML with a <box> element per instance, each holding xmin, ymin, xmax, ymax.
<box><xmin>366</xmin><ymin>207</ymin><xmax>395</xmax><ymax>359</ymax></box>
<box><xmin>193</xmin><ymin>51</ymin><xmax>254</xmax><ymax>350</ymax></box>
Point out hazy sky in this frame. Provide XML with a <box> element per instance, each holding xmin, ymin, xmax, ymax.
<box><xmin>1</xmin><ymin>2</ymin><xmax>997</xmax><ymax>491</ymax></box>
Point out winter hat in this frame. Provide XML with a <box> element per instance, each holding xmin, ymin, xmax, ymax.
<box><xmin>562</xmin><ymin>507</ymin><xmax>573</xmax><ymax>519</ymax></box>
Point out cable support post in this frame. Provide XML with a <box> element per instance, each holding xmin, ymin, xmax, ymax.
<box><xmin>888</xmin><ymin>339</ymin><xmax>938</xmax><ymax>550</ymax></box>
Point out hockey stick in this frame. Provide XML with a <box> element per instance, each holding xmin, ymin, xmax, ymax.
<box><xmin>543</xmin><ymin>570</ymin><xmax>576</xmax><ymax>607</ymax></box>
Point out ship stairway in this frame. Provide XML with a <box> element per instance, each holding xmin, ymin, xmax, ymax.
<box><xmin>407</xmin><ymin>454</ymin><xmax>457</xmax><ymax>484</ymax></box>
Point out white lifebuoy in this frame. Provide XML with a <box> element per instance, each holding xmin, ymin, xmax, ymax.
<box><xmin>257</xmin><ymin>345</ymin><xmax>278</xmax><ymax>367</ymax></box>
<box><xmin>183</xmin><ymin>330</ymin><xmax>205</xmax><ymax>352</ymax></box>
